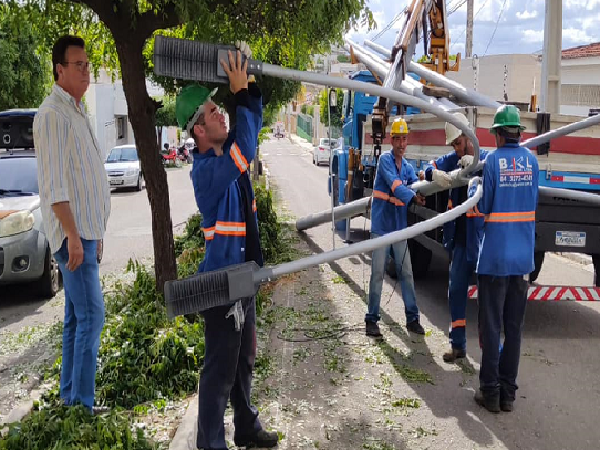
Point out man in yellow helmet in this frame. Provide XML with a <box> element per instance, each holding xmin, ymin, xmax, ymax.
<box><xmin>365</xmin><ymin>117</ymin><xmax>426</xmax><ymax>337</ymax></box>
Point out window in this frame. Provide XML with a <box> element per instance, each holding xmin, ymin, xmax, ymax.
<box><xmin>116</xmin><ymin>116</ymin><xmax>126</xmax><ymax>140</ymax></box>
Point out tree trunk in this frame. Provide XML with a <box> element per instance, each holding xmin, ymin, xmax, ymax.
<box><xmin>115</xmin><ymin>39</ymin><xmax>177</xmax><ymax>291</ymax></box>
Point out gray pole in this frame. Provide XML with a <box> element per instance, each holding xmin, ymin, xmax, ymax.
<box><xmin>540</xmin><ymin>0</ymin><xmax>562</xmax><ymax>113</ymax></box>
<box><xmin>466</xmin><ymin>0</ymin><xmax>474</xmax><ymax>58</ymax></box>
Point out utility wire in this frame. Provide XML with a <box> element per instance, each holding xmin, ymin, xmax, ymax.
<box><xmin>483</xmin><ymin>0</ymin><xmax>508</xmax><ymax>56</ymax></box>
<box><xmin>449</xmin><ymin>0</ymin><xmax>491</xmax><ymax>52</ymax></box>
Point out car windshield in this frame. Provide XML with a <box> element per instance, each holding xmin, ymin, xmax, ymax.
<box><xmin>0</xmin><ymin>157</ymin><xmax>38</xmax><ymax>194</ymax></box>
<box><xmin>319</xmin><ymin>139</ymin><xmax>335</xmax><ymax>147</ymax></box>
<box><xmin>106</xmin><ymin>147</ymin><xmax>138</xmax><ymax>163</ymax></box>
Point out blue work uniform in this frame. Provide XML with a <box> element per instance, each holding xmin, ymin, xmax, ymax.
<box><xmin>475</xmin><ymin>142</ymin><xmax>539</xmax><ymax>402</ymax></box>
<box><xmin>190</xmin><ymin>83</ymin><xmax>265</xmax><ymax>450</ymax></box>
<box><xmin>424</xmin><ymin>150</ymin><xmax>488</xmax><ymax>351</ymax></box>
<box><xmin>366</xmin><ymin>151</ymin><xmax>420</xmax><ymax>325</ymax></box>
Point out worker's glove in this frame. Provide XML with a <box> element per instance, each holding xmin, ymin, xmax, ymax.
<box><xmin>226</xmin><ymin>300</ymin><xmax>245</xmax><ymax>332</ymax></box>
<box><xmin>459</xmin><ymin>154</ymin><xmax>474</xmax><ymax>169</ymax></box>
<box><xmin>235</xmin><ymin>40</ymin><xmax>252</xmax><ymax>59</ymax></box>
<box><xmin>468</xmin><ymin>176</ymin><xmax>480</xmax><ymax>193</ymax></box>
<box><xmin>432</xmin><ymin>169</ymin><xmax>452</xmax><ymax>189</ymax></box>
<box><xmin>235</xmin><ymin>40</ymin><xmax>254</xmax><ymax>82</ymax></box>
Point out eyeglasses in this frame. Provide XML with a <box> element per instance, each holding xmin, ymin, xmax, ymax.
<box><xmin>61</xmin><ymin>61</ymin><xmax>91</xmax><ymax>72</ymax></box>
<box><xmin>197</xmin><ymin>106</ymin><xmax>224</xmax><ymax>126</ymax></box>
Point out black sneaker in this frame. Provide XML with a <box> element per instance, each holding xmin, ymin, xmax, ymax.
<box><xmin>474</xmin><ymin>390</ymin><xmax>500</xmax><ymax>413</ymax></box>
<box><xmin>234</xmin><ymin>429</ymin><xmax>279</xmax><ymax>448</ymax></box>
<box><xmin>406</xmin><ymin>320</ymin><xmax>425</xmax><ymax>335</ymax></box>
<box><xmin>365</xmin><ymin>321</ymin><xmax>382</xmax><ymax>337</ymax></box>
<box><xmin>442</xmin><ymin>347</ymin><xmax>466</xmax><ymax>363</ymax></box>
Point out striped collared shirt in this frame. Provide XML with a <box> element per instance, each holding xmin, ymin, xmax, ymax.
<box><xmin>33</xmin><ymin>84</ymin><xmax>111</xmax><ymax>253</ymax></box>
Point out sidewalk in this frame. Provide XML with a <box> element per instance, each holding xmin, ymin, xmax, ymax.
<box><xmin>288</xmin><ymin>133</ymin><xmax>314</xmax><ymax>152</ymax></box>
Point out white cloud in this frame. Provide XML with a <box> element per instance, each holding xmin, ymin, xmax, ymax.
<box><xmin>563</xmin><ymin>28</ymin><xmax>596</xmax><ymax>44</ymax></box>
<box><xmin>516</xmin><ymin>10</ymin><xmax>537</xmax><ymax>20</ymax></box>
<box><xmin>522</xmin><ymin>29</ymin><xmax>544</xmax><ymax>43</ymax></box>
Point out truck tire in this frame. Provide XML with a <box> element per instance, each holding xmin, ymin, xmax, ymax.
<box><xmin>409</xmin><ymin>239</ymin><xmax>433</xmax><ymax>279</ymax></box>
<box><xmin>385</xmin><ymin>239</ymin><xmax>432</xmax><ymax>280</ymax></box>
<box><xmin>39</xmin><ymin>247</ymin><xmax>61</xmax><ymax>299</ymax></box>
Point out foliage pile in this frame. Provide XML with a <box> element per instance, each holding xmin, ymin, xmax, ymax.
<box><xmin>0</xmin><ymin>406</ymin><xmax>155</xmax><ymax>450</ymax></box>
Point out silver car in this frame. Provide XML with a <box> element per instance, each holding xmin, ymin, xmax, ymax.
<box><xmin>104</xmin><ymin>145</ymin><xmax>144</xmax><ymax>191</ymax></box>
<box><xmin>0</xmin><ymin>151</ymin><xmax>61</xmax><ymax>298</ymax></box>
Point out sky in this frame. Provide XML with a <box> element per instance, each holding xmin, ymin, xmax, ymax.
<box><xmin>345</xmin><ymin>0</ymin><xmax>600</xmax><ymax>58</ymax></box>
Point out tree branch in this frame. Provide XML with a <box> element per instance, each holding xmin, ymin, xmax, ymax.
<box><xmin>138</xmin><ymin>2</ymin><xmax>183</xmax><ymax>39</ymax></box>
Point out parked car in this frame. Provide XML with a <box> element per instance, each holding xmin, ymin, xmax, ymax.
<box><xmin>313</xmin><ymin>138</ymin><xmax>338</xmax><ymax>166</ymax></box>
<box><xmin>0</xmin><ymin>109</ymin><xmax>62</xmax><ymax>297</ymax></box>
<box><xmin>105</xmin><ymin>145</ymin><xmax>144</xmax><ymax>190</ymax></box>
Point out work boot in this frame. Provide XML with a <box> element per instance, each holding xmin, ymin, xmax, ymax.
<box><xmin>443</xmin><ymin>347</ymin><xmax>466</xmax><ymax>363</ymax></box>
<box><xmin>474</xmin><ymin>390</ymin><xmax>500</xmax><ymax>413</ymax></box>
<box><xmin>365</xmin><ymin>321</ymin><xmax>382</xmax><ymax>337</ymax></box>
<box><xmin>500</xmin><ymin>391</ymin><xmax>514</xmax><ymax>412</ymax></box>
<box><xmin>406</xmin><ymin>320</ymin><xmax>425</xmax><ymax>335</ymax></box>
<box><xmin>234</xmin><ymin>429</ymin><xmax>279</xmax><ymax>448</ymax></box>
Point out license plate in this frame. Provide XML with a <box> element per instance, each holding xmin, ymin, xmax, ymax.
<box><xmin>555</xmin><ymin>231</ymin><xmax>586</xmax><ymax>247</ymax></box>
<box><xmin>110</xmin><ymin>179</ymin><xmax>124</xmax><ymax>186</ymax></box>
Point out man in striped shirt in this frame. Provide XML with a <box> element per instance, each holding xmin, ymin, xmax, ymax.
<box><xmin>33</xmin><ymin>35</ymin><xmax>111</xmax><ymax>413</ymax></box>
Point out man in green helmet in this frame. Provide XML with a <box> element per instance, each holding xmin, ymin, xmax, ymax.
<box><xmin>176</xmin><ymin>42</ymin><xmax>278</xmax><ymax>449</ymax></box>
<box><xmin>470</xmin><ymin>104</ymin><xmax>539</xmax><ymax>413</ymax></box>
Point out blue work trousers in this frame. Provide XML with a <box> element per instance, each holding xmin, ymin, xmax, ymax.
<box><xmin>366</xmin><ymin>233</ymin><xmax>419</xmax><ymax>324</ymax></box>
<box><xmin>477</xmin><ymin>275</ymin><xmax>528</xmax><ymax>401</ymax></box>
<box><xmin>53</xmin><ymin>238</ymin><xmax>105</xmax><ymax>411</ymax></box>
<box><xmin>448</xmin><ymin>245</ymin><xmax>476</xmax><ymax>351</ymax></box>
<box><xmin>197</xmin><ymin>296</ymin><xmax>262</xmax><ymax>450</ymax></box>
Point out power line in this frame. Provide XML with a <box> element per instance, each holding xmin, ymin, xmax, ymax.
<box><xmin>483</xmin><ymin>0</ymin><xmax>508</xmax><ymax>56</ymax></box>
<box><xmin>449</xmin><ymin>0</ymin><xmax>491</xmax><ymax>52</ymax></box>
<box><xmin>370</xmin><ymin>8</ymin><xmax>406</xmax><ymax>42</ymax></box>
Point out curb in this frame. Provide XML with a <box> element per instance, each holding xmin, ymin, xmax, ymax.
<box><xmin>168</xmin><ymin>395</ymin><xmax>198</xmax><ymax>450</ymax></box>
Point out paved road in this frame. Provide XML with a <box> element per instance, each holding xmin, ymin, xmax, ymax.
<box><xmin>261</xmin><ymin>137</ymin><xmax>600</xmax><ymax>450</ymax></box>
<box><xmin>0</xmin><ymin>165</ymin><xmax>199</xmax><ymax>333</ymax></box>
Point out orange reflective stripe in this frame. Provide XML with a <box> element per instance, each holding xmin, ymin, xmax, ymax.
<box><xmin>373</xmin><ymin>190</ymin><xmax>404</xmax><ymax>206</ymax></box>
<box><xmin>452</xmin><ymin>319</ymin><xmax>466</xmax><ymax>328</ymax></box>
<box><xmin>485</xmin><ymin>211</ymin><xmax>535</xmax><ymax>223</ymax></box>
<box><xmin>447</xmin><ymin>199</ymin><xmax>453</xmax><ymax>210</ymax></box>
<box><xmin>373</xmin><ymin>190</ymin><xmax>390</xmax><ymax>201</ymax></box>
<box><xmin>230</xmin><ymin>142</ymin><xmax>249</xmax><ymax>173</ymax></box>
<box><xmin>467</xmin><ymin>206</ymin><xmax>485</xmax><ymax>218</ymax></box>
<box><xmin>203</xmin><ymin>226</ymin><xmax>215</xmax><ymax>240</ymax></box>
<box><xmin>204</xmin><ymin>222</ymin><xmax>247</xmax><ymax>239</ymax></box>
<box><xmin>391</xmin><ymin>180</ymin><xmax>402</xmax><ymax>191</ymax></box>
<box><xmin>432</xmin><ymin>161</ymin><xmax>438</xmax><ymax>169</ymax></box>
<box><xmin>252</xmin><ymin>199</ymin><xmax>257</xmax><ymax>212</ymax></box>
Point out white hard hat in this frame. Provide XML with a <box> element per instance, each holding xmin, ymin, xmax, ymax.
<box><xmin>445</xmin><ymin>112</ymin><xmax>470</xmax><ymax>145</ymax></box>
<box><xmin>185</xmin><ymin>138</ymin><xmax>195</xmax><ymax>145</ymax></box>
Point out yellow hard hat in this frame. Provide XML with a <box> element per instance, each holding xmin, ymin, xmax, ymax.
<box><xmin>390</xmin><ymin>118</ymin><xmax>409</xmax><ymax>136</ymax></box>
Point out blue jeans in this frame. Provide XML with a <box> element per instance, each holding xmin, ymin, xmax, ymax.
<box><xmin>448</xmin><ymin>245</ymin><xmax>476</xmax><ymax>351</ymax></box>
<box><xmin>197</xmin><ymin>297</ymin><xmax>262</xmax><ymax>450</ymax></box>
<box><xmin>53</xmin><ymin>238</ymin><xmax>105</xmax><ymax>411</ymax></box>
<box><xmin>366</xmin><ymin>233</ymin><xmax>419</xmax><ymax>324</ymax></box>
<box><xmin>477</xmin><ymin>275</ymin><xmax>528</xmax><ymax>401</ymax></box>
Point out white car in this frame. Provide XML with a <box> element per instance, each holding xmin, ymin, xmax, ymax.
<box><xmin>312</xmin><ymin>138</ymin><xmax>337</xmax><ymax>166</ymax></box>
<box><xmin>105</xmin><ymin>145</ymin><xmax>144</xmax><ymax>191</ymax></box>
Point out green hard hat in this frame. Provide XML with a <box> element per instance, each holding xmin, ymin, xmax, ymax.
<box><xmin>490</xmin><ymin>104</ymin><xmax>526</xmax><ymax>134</ymax></box>
<box><xmin>175</xmin><ymin>84</ymin><xmax>218</xmax><ymax>131</ymax></box>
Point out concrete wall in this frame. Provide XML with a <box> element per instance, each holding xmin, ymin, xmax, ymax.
<box><xmin>446</xmin><ymin>54</ymin><xmax>541</xmax><ymax>104</ymax></box>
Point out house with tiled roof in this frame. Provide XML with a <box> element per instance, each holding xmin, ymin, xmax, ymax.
<box><xmin>561</xmin><ymin>42</ymin><xmax>600</xmax><ymax>116</ymax></box>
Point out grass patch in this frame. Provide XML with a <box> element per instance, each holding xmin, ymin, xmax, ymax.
<box><xmin>392</xmin><ymin>398</ymin><xmax>421</xmax><ymax>408</ymax></box>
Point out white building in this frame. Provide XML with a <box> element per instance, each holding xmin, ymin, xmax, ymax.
<box><xmin>560</xmin><ymin>43</ymin><xmax>600</xmax><ymax>116</ymax></box>
<box><xmin>85</xmin><ymin>70</ymin><xmax>175</xmax><ymax>159</ymax></box>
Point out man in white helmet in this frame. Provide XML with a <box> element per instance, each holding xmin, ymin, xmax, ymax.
<box><xmin>422</xmin><ymin>112</ymin><xmax>488</xmax><ymax>363</ymax></box>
